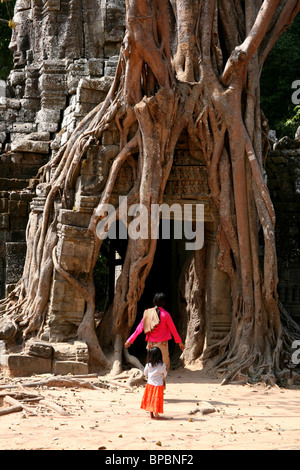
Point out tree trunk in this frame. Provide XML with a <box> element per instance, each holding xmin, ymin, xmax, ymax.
<box><xmin>1</xmin><ymin>0</ymin><xmax>300</xmax><ymax>383</ymax></box>
<box><xmin>178</xmin><ymin>248</ymin><xmax>206</xmax><ymax>363</ymax></box>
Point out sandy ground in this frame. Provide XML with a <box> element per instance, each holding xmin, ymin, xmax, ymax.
<box><xmin>0</xmin><ymin>365</ymin><xmax>300</xmax><ymax>451</ymax></box>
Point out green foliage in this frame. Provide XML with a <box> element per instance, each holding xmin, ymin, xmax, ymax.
<box><xmin>261</xmin><ymin>14</ymin><xmax>300</xmax><ymax>138</ymax></box>
<box><xmin>284</xmin><ymin>105</ymin><xmax>300</xmax><ymax>137</ymax></box>
<box><xmin>0</xmin><ymin>0</ymin><xmax>16</xmax><ymax>80</ymax></box>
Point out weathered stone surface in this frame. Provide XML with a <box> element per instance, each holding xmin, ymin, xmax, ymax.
<box><xmin>42</xmin><ymin>275</ymin><xmax>87</xmax><ymax>342</ymax></box>
<box><xmin>266</xmin><ymin>149</ymin><xmax>300</xmax><ymax>322</ymax></box>
<box><xmin>0</xmin><ymin>97</ymin><xmax>20</xmax><ymax>111</ymax></box>
<box><xmin>0</xmin><ymin>320</ymin><xmax>16</xmax><ymax>341</ymax></box>
<box><xmin>0</xmin><ymin>214</ymin><xmax>9</xmax><ymax>230</ymax></box>
<box><xmin>5</xmin><ymin>242</ymin><xmax>27</xmax><ymax>284</ymax></box>
<box><xmin>74</xmin><ymin>341</ymin><xmax>89</xmax><ymax>363</ymax></box>
<box><xmin>24</xmin><ymin>340</ymin><xmax>54</xmax><ymax>359</ymax></box>
<box><xmin>0</xmin><ymin>0</ymin><xmax>122</xmax><ymax>367</ymax></box>
<box><xmin>56</xmin><ymin>224</ymin><xmax>95</xmax><ymax>274</ymax></box>
<box><xmin>0</xmin><ymin>354</ymin><xmax>52</xmax><ymax>377</ymax></box>
<box><xmin>12</xmin><ymin>123</ymin><xmax>37</xmax><ymax>134</ymax></box>
<box><xmin>11</xmin><ymin>138</ymin><xmax>50</xmax><ymax>154</ymax></box>
<box><xmin>58</xmin><ymin>209</ymin><xmax>91</xmax><ymax>228</ymax></box>
<box><xmin>52</xmin><ymin>360</ymin><xmax>89</xmax><ymax>376</ymax></box>
<box><xmin>0</xmin><ymin>340</ymin><xmax>89</xmax><ymax>376</ymax></box>
<box><xmin>0</xmin><ymin>0</ymin><xmax>123</xmax><ymax>179</ymax></box>
<box><xmin>53</xmin><ymin>342</ymin><xmax>88</xmax><ymax>362</ymax></box>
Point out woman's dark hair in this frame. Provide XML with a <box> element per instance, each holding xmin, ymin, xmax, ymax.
<box><xmin>153</xmin><ymin>292</ymin><xmax>166</xmax><ymax>322</ymax></box>
<box><xmin>147</xmin><ymin>347</ymin><xmax>163</xmax><ymax>366</ymax></box>
<box><xmin>153</xmin><ymin>292</ymin><xmax>166</xmax><ymax>307</ymax></box>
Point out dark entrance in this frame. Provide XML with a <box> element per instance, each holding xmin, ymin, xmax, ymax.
<box><xmin>128</xmin><ymin>221</ymin><xmax>189</xmax><ymax>365</ymax></box>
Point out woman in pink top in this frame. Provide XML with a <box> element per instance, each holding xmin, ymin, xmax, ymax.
<box><xmin>125</xmin><ymin>292</ymin><xmax>184</xmax><ymax>371</ymax></box>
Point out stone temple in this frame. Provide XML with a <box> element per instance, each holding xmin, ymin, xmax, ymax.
<box><xmin>0</xmin><ymin>0</ymin><xmax>299</xmax><ymax>376</ymax></box>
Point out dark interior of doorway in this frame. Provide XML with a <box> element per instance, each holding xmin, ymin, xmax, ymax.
<box><xmin>93</xmin><ymin>220</ymin><xmax>190</xmax><ymax>366</ymax></box>
<box><xmin>128</xmin><ymin>223</ymin><xmax>189</xmax><ymax>366</ymax></box>
<box><xmin>93</xmin><ymin>222</ymin><xmax>128</xmax><ymax>314</ymax></box>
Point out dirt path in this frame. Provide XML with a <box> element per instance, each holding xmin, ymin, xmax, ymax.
<box><xmin>0</xmin><ymin>365</ymin><xmax>299</xmax><ymax>450</ymax></box>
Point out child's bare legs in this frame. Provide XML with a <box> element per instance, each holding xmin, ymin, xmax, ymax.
<box><xmin>149</xmin><ymin>411</ymin><xmax>160</xmax><ymax>419</ymax></box>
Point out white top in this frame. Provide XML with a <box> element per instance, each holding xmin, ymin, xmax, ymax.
<box><xmin>144</xmin><ymin>362</ymin><xmax>167</xmax><ymax>386</ymax></box>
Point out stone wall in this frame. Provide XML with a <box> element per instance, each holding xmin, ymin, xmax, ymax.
<box><xmin>0</xmin><ymin>1</ymin><xmax>126</xmax><ymax>374</ymax></box>
<box><xmin>0</xmin><ymin>166</ymin><xmax>40</xmax><ymax>298</ymax></box>
<box><xmin>0</xmin><ymin>0</ymin><xmax>125</xmax><ymax>298</ymax></box>
<box><xmin>266</xmin><ymin>144</ymin><xmax>300</xmax><ymax>322</ymax></box>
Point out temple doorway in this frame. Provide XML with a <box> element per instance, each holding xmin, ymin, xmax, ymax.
<box><xmin>127</xmin><ymin>221</ymin><xmax>192</xmax><ymax>365</ymax></box>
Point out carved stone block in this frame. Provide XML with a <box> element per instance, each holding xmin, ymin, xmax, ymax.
<box><xmin>24</xmin><ymin>340</ymin><xmax>54</xmax><ymax>358</ymax></box>
<box><xmin>0</xmin><ymin>354</ymin><xmax>52</xmax><ymax>377</ymax></box>
<box><xmin>5</xmin><ymin>242</ymin><xmax>27</xmax><ymax>284</ymax></box>
<box><xmin>52</xmin><ymin>360</ymin><xmax>89</xmax><ymax>375</ymax></box>
<box><xmin>56</xmin><ymin>223</ymin><xmax>95</xmax><ymax>273</ymax></box>
<box><xmin>11</xmin><ymin>138</ymin><xmax>49</xmax><ymax>154</ymax></box>
<box><xmin>45</xmin><ymin>0</ymin><xmax>61</xmax><ymax>11</ymax></box>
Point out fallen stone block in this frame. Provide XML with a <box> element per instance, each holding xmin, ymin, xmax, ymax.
<box><xmin>52</xmin><ymin>360</ymin><xmax>89</xmax><ymax>376</ymax></box>
<box><xmin>24</xmin><ymin>340</ymin><xmax>54</xmax><ymax>359</ymax></box>
<box><xmin>0</xmin><ymin>354</ymin><xmax>52</xmax><ymax>377</ymax></box>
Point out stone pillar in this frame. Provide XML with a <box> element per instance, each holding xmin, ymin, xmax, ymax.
<box><xmin>205</xmin><ymin>219</ymin><xmax>232</xmax><ymax>347</ymax></box>
<box><xmin>23</xmin><ymin>65</ymin><xmax>40</xmax><ymax>111</ymax></box>
<box><xmin>36</xmin><ymin>60</ymin><xmax>67</xmax><ymax>133</ymax></box>
<box><xmin>41</xmin><ymin>209</ymin><xmax>95</xmax><ymax>343</ymax></box>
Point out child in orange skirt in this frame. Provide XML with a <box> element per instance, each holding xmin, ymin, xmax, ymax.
<box><xmin>141</xmin><ymin>347</ymin><xmax>167</xmax><ymax>419</ymax></box>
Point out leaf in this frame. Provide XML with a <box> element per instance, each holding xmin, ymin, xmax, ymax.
<box><xmin>8</xmin><ymin>20</ymin><xmax>16</xmax><ymax>29</ymax></box>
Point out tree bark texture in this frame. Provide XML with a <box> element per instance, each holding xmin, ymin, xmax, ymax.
<box><xmin>1</xmin><ymin>0</ymin><xmax>300</xmax><ymax>383</ymax></box>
